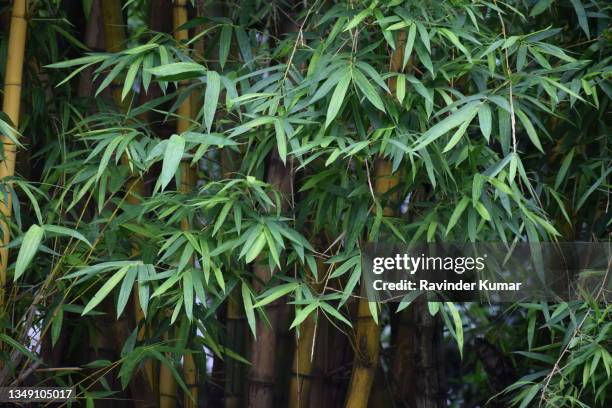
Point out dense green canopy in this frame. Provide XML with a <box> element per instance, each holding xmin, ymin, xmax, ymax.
<box><xmin>0</xmin><ymin>0</ymin><xmax>610</xmax><ymax>407</ymax></box>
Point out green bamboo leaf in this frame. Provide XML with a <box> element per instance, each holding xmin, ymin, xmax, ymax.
<box><xmin>516</xmin><ymin>109</ymin><xmax>544</xmax><ymax>153</ymax></box>
<box><xmin>0</xmin><ymin>333</ymin><xmax>40</xmax><ymax>361</ymax></box>
<box><xmin>353</xmin><ymin>69</ymin><xmax>385</xmax><ymax>112</ymax></box>
<box><xmin>344</xmin><ymin>9</ymin><xmax>371</xmax><ymax>31</ymax></box>
<box><xmin>151</xmin><ymin>273</ymin><xmax>181</xmax><ymax>298</ymax></box>
<box><xmin>45</xmin><ymin>54</ymin><xmax>106</xmax><ymax>69</ymax></box>
<box><xmin>235</xmin><ymin>26</ymin><xmax>253</xmax><ymax>65</ymax></box>
<box><xmin>213</xmin><ymin>267</ymin><xmax>225</xmax><ymax>293</ymax></box>
<box><xmin>320</xmin><ymin>302</ymin><xmax>351</xmax><ymax>327</ymax></box>
<box><xmin>241</xmin><ymin>282</ymin><xmax>257</xmax><ymax>337</ymax></box>
<box><xmin>147</xmin><ymin>62</ymin><xmax>205</xmax><ymax>78</ymax></box>
<box><xmin>415</xmin><ymin>21</ymin><xmax>430</xmax><ymax>53</ymax></box>
<box><xmin>13</xmin><ymin>181</ymin><xmax>43</xmax><ymax>225</ymax></box>
<box><xmin>478</xmin><ymin>103</ymin><xmax>492</xmax><ymax>142</ymax></box>
<box><xmin>204</xmin><ymin>71</ymin><xmax>221</xmax><ymax>133</ymax></box>
<box><xmin>82</xmin><ymin>266</ymin><xmax>129</xmax><ymax>315</ymax></box>
<box><xmin>329</xmin><ymin>255</ymin><xmax>360</xmax><ymax>278</ymax></box>
<box><xmin>121</xmin><ymin>43</ymin><xmax>158</xmax><ymax>55</ymax></box>
<box><xmin>355</xmin><ymin>61</ymin><xmax>389</xmax><ymax>93</ymax></box>
<box><xmin>253</xmin><ymin>283</ymin><xmax>299</xmax><ymax>308</ymax></box>
<box><xmin>576</xmin><ymin>168</ymin><xmax>612</xmax><ymax>211</ymax></box>
<box><xmin>446</xmin><ymin>302</ymin><xmax>464</xmax><ymax>358</ymax></box>
<box><xmin>263</xmin><ymin>227</ymin><xmax>280</xmax><ymax>269</ymax></box>
<box><xmin>428</xmin><ymin>301</ymin><xmax>440</xmax><ymax>316</ymax></box>
<box><xmin>183</xmin><ymin>271</ymin><xmax>194</xmax><ymax>321</ymax></box>
<box><xmin>569</xmin><ymin>0</ymin><xmax>589</xmax><ymax>38</ymax></box>
<box><xmin>14</xmin><ymin>225</ymin><xmax>44</xmax><ymax>281</ymax></box>
<box><xmin>403</xmin><ymin>23</ymin><xmax>417</xmax><ymax>69</ymax></box>
<box><xmin>51</xmin><ymin>307</ymin><xmax>63</xmax><ymax>346</ymax></box>
<box><xmin>474</xmin><ymin>201</ymin><xmax>492</xmax><ymax>221</ymax></box>
<box><xmin>446</xmin><ymin>197</ymin><xmax>470</xmax><ymax>234</ymax></box>
<box><xmin>219</xmin><ymin>25</ymin><xmax>232</xmax><ymax>69</ymax></box>
<box><xmin>97</xmin><ymin>137</ymin><xmax>122</xmax><ymax>181</ymax></box>
<box><xmin>137</xmin><ymin>265</ymin><xmax>150</xmax><ymax>318</ymax></box>
<box><xmin>415</xmin><ymin>103</ymin><xmax>478</xmax><ymax>150</ymax></box>
<box><xmin>396</xmin><ymin>74</ymin><xmax>406</xmax><ymax>103</ymax></box>
<box><xmin>122</xmin><ymin>56</ymin><xmax>143</xmax><ymax>101</ymax></box>
<box><xmin>95</xmin><ymin>58</ymin><xmax>129</xmax><ymax>96</ymax></box>
<box><xmin>229</xmin><ymin>116</ymin><xmax>275</xmax><ymax>137</ymax></box>
<box><xmin>415</xmin><ymin>43</ymin><xmax>434</xmax><ymax>76</ymax></box>
<box><xmin>290</xmin><ymin>302</ymin><xmax>318</xmax><ymax>329</ymax></box>
<box><xmin>518</xmin><ymin>384</ymin><xmax>542</xmax><ymax>408</ymax></box>
<box><xmin>117</xmin><ymin>265</ymin><xmax>137</xmax><ymax>318</ymax></box>
<box><xmin>439</xmin><ymin>28</ymin><xmax>471</xmax><ymax>62</ymax></box>
<box><xmin>472</xmin><ymin>174</ymin><xmax>485</xmax><ymax>204</ymax></box>
<box><xmin>368</xmin><ymin>301</ymin><xmax>379</xmax><ymax>325</ymax></box>
<box><xmin>245</xmin><ymin>233</ymin><xmax>266</xmax><ymax>263</ymax></box>
<box><xmin>213</xmin><ymin>201</ymin><xmax>232</xmax><ymax>236</ymax></box>
<box><xmin>554</xmin><ymin>148</ymin><xmax>574</xmax><ymax>189</ymax></box>
<box><xmin>158</xmin><ymin>134</ymin><xmax>185</xmax><ymax>191</ymax></box>
<box><xmin>325</xmin><ymin>70</ymin><xmax>351</xmax><ymax>129</ymax></box>
<box><xmin>43</xmin><ymin>225</ymin><xmax>92</xmax><ymax>247</ymax></box>
<box><xmin>274</xmin><ymin>119</ymin><xmax>287</xmax><ymax>164</ymax></box>
<box><xmin>442</xmin><ymin>117</ymin><xmax>471</xmax><ymax>152</ymax></box>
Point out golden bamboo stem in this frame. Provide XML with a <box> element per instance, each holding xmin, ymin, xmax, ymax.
<box><xmin>0</xmin><ymin>0</ymin><xmax>27</xmax><ymax>306</ymax></box>
<box><xmin>183</xmin><ymin>353</ymin><xmax>198</xmax><ymax>408</ymax></box>
<box><xmin>287</xmin><ymin>259</ymin><xmax>323</xmax><ymax>408</ymax></box>
<box><xmin>344</xmin><ymin>31</ymin><xmax>405</xmax><ymax>408</ymax></box>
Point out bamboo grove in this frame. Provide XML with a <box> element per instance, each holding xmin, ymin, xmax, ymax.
<box><xmin>0</xmin><ymin>0</ymin><xmax>610</xmax><ymax>407</ymax></box>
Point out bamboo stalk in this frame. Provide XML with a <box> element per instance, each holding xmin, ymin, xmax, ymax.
<box><xmin>344</xmin><ymin>31</ymin><xmax>405</xmax><ymax>408</ymax></box>
<box><xmin>344</xmin><ymin>159</ymin><xmax>398</xmax><ymax>408</ymax></box>
<box><xmin>225</xmin><ymin>291</ymin><xmax>247</xmax><ymax>408</ymax></box>
<box><xmin>0</xmin><ymin>0</ymin><xmax>27</xmax><ymax>308</ymax></box>
<box><xmin>247</xmin><ymin>150</ymin><xmax>292</xmax><ymax>408</ymax></box>
<box><xmin>100</xmin><ymin>0</ymin><xmax>125</xmax><ymax>51</ymax></box>
<box><xmin>344</xmin><ymin>296</ymin><xmax>381</xmax><ymax>408</ymax></box>
<box><xmin>287</xmin><ymin>259</ymin><xmax>323</xmax><ymax>408</ymax></box>
<box><xmin>247</xmin><ymin>15</ymin><xmax>298</xmax><ymax>406</ymax></box>
<box><xmin>183</xmin><ymin>353</ymin><xmax>198</xmax><ymax>408</ymax></box>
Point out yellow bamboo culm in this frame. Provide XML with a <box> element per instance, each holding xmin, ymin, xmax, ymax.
<box><xmin>100</xmin><ymin>0</ymin><xmax>127</xmax><ymax>107</ymax></box>
<box><xmin>288</xmin><ymin>259</ymin><xmax>323</xmax><ymax>408</ymax></box>
<box><xmin>345</xmin><ymin>162</ymin><xmax>398</xmax><ymax>408</ymax></box>
<box><xmin>344</xmin><ymin>298</ymin><xmax>381</xmax><ymax>408</ymax></box>
<box><xmin>0</xmin><ymin>0</ymin><xmax>27</xmax><ymax>307</ymax></box>
<box><xmin>344</xmin><ymin>31</ymin><xmax>405</xmax><ymax>408</ymax></box>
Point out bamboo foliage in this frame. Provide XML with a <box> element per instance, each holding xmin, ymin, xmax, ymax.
<box><xmin>1</xmin><ymin>2</ymin><xmax>610</xmax><ymax>408</ymax></box>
